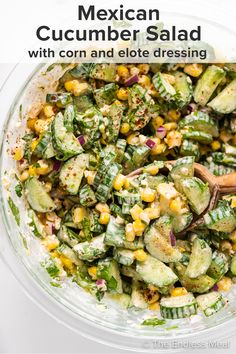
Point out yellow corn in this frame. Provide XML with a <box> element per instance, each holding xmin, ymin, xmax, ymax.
<box><xmin>84</xmin><ymin>170</ymin><xmax>96</xmax><ymax>185</ymax></box>
<box><xmin>167</xmin><ymin>110</ymin><xmax>181</xmax><ymax>121</ymax></box>
<box><xmin>42</xmin><ymin>236</ymin><xmax>59</xmax><ymax>251</ymax></box>
<box><xmin>73</xmin><ymin>207</ymin><xmax>87</xmax><ymax>223</ymax></box>
<box><xmin>95</xmin><ymin>203</ymin><xmax>110</xmax><ymax>214</ymax></box>
<box><xmin>117</xmin><ymin>87</ymin><xmax>128</xmax><ymax>101</ymax></box>
<box><xmin>120</xmin><ymin>122</ymin><xmax>130</xmax><ymax>134</ymax></box>
<box><xmin>60</xmin><ymin>255</ymin><xmax>74</xmax><ymax>271</ymax></box>
<box><xmin>127</xmin><ymin>132</ymin><xmax>139</xmax><ymax>145</ymax></box>
<box><xmin>35</xmin><ymin>160</ymin><xmax>51</xmax><ymax>175</ymax></box>
<box><xmin>144</xmin><ymin>207</ymin><xmax>160</xmax><ymax>220</ymax></box>
<box><xmin>133</xmin><ymin>219</ymin><xmax>146</xmax><ymax>236</ymax></box>
<box><xmin>137</xmin><ymin>64</ymin><xmax>150</xmax><ymax>74</ymax></box>
<box><xmin>27</xmin><ymin>118</ymin><xmax>37</xmax><ymax>130</ymax></box>
<box><xmin>144</xmin><ymin>165</ymin><xmax>159</xmax><ymax>175</ymax></box>
<box><xmin>99</xmin><ymin>212</ymin><xmax>110</xmax><ymax>225</ymax></box>
<box><xmin>150</xmin><ymin>143</ymin><xmax>166</xmax><ymax>155</ymax></box>
<box><xmin>20</xmin><ymin>170</ymin><xmax>29</xmax><ymax>182</ymax></box>
<box><xmin>211</xmin><ymin>140</ymin><xmax>221</xmax><ymax>151</ymax></box>
<box><xmin>141</xmin><ymin>188</ymin><xmax>156</xmax><ymax>203</ymax></box>
<box><xmin>169</xmin><ymin>198</ymin><xmax>183</xmax><ymax>214</ymax></box>
<box><xmin>217</xmin><ymin>277</ymin><xmax>232</xmax><ymax>292</ymax></box>
<box><xmin>133</xmin><ymin>249</ymin><xmax>148</xmax><ymax>262</ymax></box>
<box><xmin>31</xmin><ymin>139</ymin><xmax>39</xmax><ymax>152</ymax></box>
<box><xmin>13</xmin><ymin>146</ymin><xmax>24</xmax><ymax>161</ymax></box>
<box><xmin>149</xmin><ymin>302</ymin><xmax>160</xmax><ymax>311</ymax></box>
<box><xmin>232</xmin><ymin>243</ymin><xmax>236</xmax><ymax>252</ymax></box>
<box><xmin>28</xmin><ymin>165</ymin><xmax>37</xmax><ymax>176</ymax></box>
<box><xmin>65</xmin><ymin>80</ymin><xmax>89</xmax><ymax>96</ymax></box>
<box><xmin>184</xmin><ymin>64</ymin><xmax>203</xmax><ymax>77</ymax></box>
<box><xmin>125</xmin><ymin>223</ymin><xmax>136</xmax><ymax>242</ymax></box>
<box><xmin>220</xmin><ymin>129</ymin><xmax>233</xmax><ymax>143</ymax></box>
<box><xmin>230</xmin><ymin>196</ymin><xmax>236</xmax><ymax>208</ymax></box>
<box><xmin>229</xmin><ymin>230</ymin><xmax>236</xmax><ymax>243</ymax></box>
<box><xmin>220</xmin><ymin>240</ymin><xmax>232</xmax><ymax>252</ymax></box>
<box><xmin>165</xmin><ymin>131</ymin><xmax>182</xmax><ymax>149</ymax></box>
<box><xmin>113</xmin><ymin>174</ymin><xmax>126</xmax><ymax>191</ymax></box>
<box><xmin>170</xmin><ymin>287</ymin><xmax>188</xmax><ymax>297</ymax></box>
<box><xmin>162</xmin><ymin>73</ymin><xmax>176</xmax><ymax>85</ymax></box>
<box><xmin>88</xmin><ymin>266</ymin><xmax>97</xmax><ymax>280</ymax></box>
<box><xmin>138</xmin><ymin>75</ymin><xmax>151</xmax><ymax>88</ymax></box>
<box><xmin>117</xmin><ymin>65</ymin><xmax>129</xmax><ymax>78</ymax></box>
<box><xmin>124</xmin><ymin>178</ymin><xmax>130</xmax><ymax>190</ymax></box>
<box><xmin>163</xmin><ymin>122</ymin><xmax>177</xmax><ymax>131</ymax></box>
<box><xmin>34</xmin><ymin>119</ymin><xmax>50</xmax><ymax>135</ymax></box>
<box><xmin>151</xmin><ymin>116</ymin><xmax>164</xmax><ymax>130</ymax></box>
<box><xmin>43</xmin><ymin>104</ymin><xmax>55</xmax><ymax>118</ymax></box>
<box><xmin>130</xmin><ymin>204</ymin><xmax>143</xmax><ymax>220</ymax></box>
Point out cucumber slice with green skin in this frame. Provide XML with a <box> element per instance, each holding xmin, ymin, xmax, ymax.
<box><xmin>88</xmin><ymin>210</ymin><xmax>104</xmax><ymax>234</ymax></box>
<box><xmin>57</xmin><ymin>225</ymin><xmax>81</xmax><ymax>247</ymax></box>
<box><xmin>33</xmin><ymin>128</ymin><xmax>52</xmax><ymax>158</ymax></box>
<box><xmin>121</xmin><ymin>266</ymin><xmax>142</xmax><ymax>281</ymax></box>
<box><xmin>204</xmin><ymin>159</ymin><xmax>236</xmax><ymax>176</ymax></box>
<box><xmin>132</xmin><ymin>145</ymin><xmax>150</xmax><ymax>167</ymax></box>
<box><xmin>144</xmin><ymin>224</ymin><xmax>182</xmax><ymax>263</ymax></box>
<box><xmin>172</xmin><ymin>213</ymin><xmax>193</xmax><ymax>233</ymax></box>
<box><xmin>179</xmin><ymin>177</ymin><xmax>210</xmax><ymax>215</ymax></box>
<box><xmin>152</xmin><ymin>215</ymin><xmax>173</xmax><ymax>241</ymax></box>
<box><xmin>25</xmin><ymin>177</ymin><xmax>56</xmax><ymax>213</ymax></box>
<box><xmin>196</xmin><ymin>292</ymin><xmax>225</xmax><ymax>317</ymax></box>
<box><xmin>180</xmin><ymin>139</ymin><xmax>200</xmax><ymax>160</ymax></box>
<box><xmin>186</xmin><ymin>238</ymin><xmax>212</xmax><ymax>278</ymax></box>
<box><xmin>146</xmin><ymin>175</ymin><xmax>167</xmax><ymax>189</ymax></box>
<box><xmin>182</xmin><ymin>130</ymin><xmax>213</xmax><ymax>144</ymax></box>
<box><xmin>179</xmin><ymin>111</ymin><xmax>219</xmax><ymax>137</ymax></box>
<box><xmin>207</xmin><ymin>251</ymin><xmax>229</xmax><ymax>280</ymax></box>
<box><xmin>73</xmin><ymin>95</ymin><xmax>94</xmax><ymax>113</ymax></box>
<box><xmin>107</xmin><ymin>293</ymin><xmax>131</xmax><ymax>309</ymax></box>
<box><xmin>106</xmin><ymin>102</ymin><xmax>124</xmax><ymax>143</ymax></box>
<box><xmin>114</xmin><ymin>248</ymin><xmax>135</xmax><ymax>266</ymax></box>
<box><xmin>76</xmin><ymin>107</ymin><xmax>103</xmax><ymax>148</ymax></box>
<box><xmin>223</xmin><ymin>143</ymin><xmax>236</xmax><ymax>156</ymax></box>
<box><xmin>28</xmin><ymin>209</ymin><xmax>46</xmax><ymax>238</ymax></box>
<box><xmin>160</xmin><ymin>293</ymin><xmax>197</xmax><ymax>319</ymax></box>
<box><xmin>59</xmin><ymin>153</ymin><xmax>89</xmax><ymax>195</ymax></box>
<box><xmin>173</xmin><ymin>71</ymin><xmax>192</xmax><ymax>107</ymax></box>
<box><xmin>95</xmin><ymin>162</ymin><xmax>122</xmax><ymax>202</ymax></box>
<box><xmin>115</xmin><ymin>139</ymin><xmax>127</xmax><ymax>163</ymax></box>
<box><xmin>97</xmin><ymin>258</ymin><xmax>123</xmax><ymax>294</ymax></box>
<box><xmin>93</xmin><ymin>151</ymin><xmax>116</xmax><ymax>189</ymax></box>
<box><xmin>136</xmin><ymin>255</ymin><xmax>178</xmax><ymax>288</ymax></box>
<box><xmin>57</xmin><ymin>244</ymin><xmax>80</xmax><ymax>265</ymax></box>
<box><xmin>123</xmin><ymin>238</ymin><xmax>144</xmax><ymax>250</ymax></box>
<box><xmin>46</xmin><ymin>93</ymin><xmax>72</xmax><ymax>107</ymax></box>
<box><xmin>79</xmin><ymin>184</ymin><xmax>97</xmax><ymax>207</ymax></box>
<box><xmin>70</xmin><ymin>63</ymin><xmax>95</xmax><ymax>79</ymax></box>
<box><xmin>204</xmin><ymin>203</ymin><xmax>236</xmax><ymax>233</ymax></box>
<box><xmin>90</xmin><ymin>64</ymin><xmax>117</xmax><ymax>82</ymax></box>
<box><xmin>208</xmin><ymin>79</ymin><xmax>236</xmax><ymax>114</ymax></box>
<box><xmin>131</xmin><ymin>280</ymin><xmax>148</xmax><ymax>309</ymax></box>
<box><xmin>104</xmin><ymin>216</ymin><xmax>125</xmax><ymax>247</ymax></box>
<box><xmin>73</xmin><ymin>234</ymin><xmax>108</xmax><ymax>262</ymax></box>
<box><xmin>193</xmin><ymin>65</ymin><xmax>225</xmax><ymax>106</ymax></box>
<box><xmin>52</xmin><ymin>112</ymin><xmax>83</xmax><ymax>159</ymax></box>
<box><xmin>212</xmin><ymin>152</ymin><xmax>236</xmax><ymax>167</ymax></box>
<box><xmin>169</xmin><ymin>156</ymin><xmax>195</xmax><ymax>192</ymax></box>
<box><xmin>230</xmin><ymin>254</ymin><xmax>236</xmax><ymax>275</ymax></box>
<box><xmin>94</xmin><ymin>83</ymin><xmax>118</xmax><ymax>107</ymax></box>
<box><xmin>152</xmin><ymin>72</ymin><xmax>176</xmax><ymax>101</ymax></box>
<box><xmin>175</xmin><ymin>263</ymin><xmax>216</xmax><ymax>293</ymax></box>
<box><xmin>64</xmin><ymin>104</ymin><xmax>75</xmax><ymax>132</ymax></box>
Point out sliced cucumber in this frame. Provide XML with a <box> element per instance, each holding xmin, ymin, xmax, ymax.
<box><xmin>97</xmin><ymin>258</ymin><xmax>123</xmax><ymax>294</ymax></box>
<box><xmin>194</xmin><ymin>65</ymin><xmax>225</xmax><ymax>106</ymax></box>
<box><xmin>173</xmin><ymin>71</ymin><xmax>192</xmax><ymax>107</ymax></box>
<box><xmin>28</xmin><ymin>209</ymin><xmax>46</xmax><ymax>238</ymax></box>
<box><xmin>136</xmin><ymin>255</ymin><xmax>178</xmax><ymax>288</ymax></box>
<box><xmin>169</xmin><ymin>156</ymin><xmax>194</xmax><ymax>192</ymax></box>
<box><xmin>179</xmin><ymin>177</ymin><xmax>210</xmax><ymax>215</ymax></box>
<box><xmin>204</xmin><ymin>203</ymin><xmax>236</xmax><ymax>233</ymax></box>
<box><xmin>70</xmin><ymin>63</ymin><xmax>95</xmax><ymax>79</ymax></box>
<box><xmin>57</xmin><ymin>225</ymin><xmax>81</xmax><ymax>247</ymax></box>
<box><xmin>172</xmin><ymin>213</ymin><xmax>193</xmax><ymax>233</ymax></box>
<box><xmin>208</xmin><ymin>79</ymin><xmax>236</xmax><ymax>114</ymax></box>
<box><xmin>131</xmin><ymin>280</ymin><xmax>148</xmax><ymax>309</ymax></box>
<box><xmin>212</xmin><ymin>152</ymin><xmax>236</xmax><ymax>167</ymax></box>
<box><xmin>146</xmin><ymin>175</ymin><xmax>167</xmax><ymax>189</ymax></box>
<box><xmin>73</xmin><ymin>234</ymin><xmax>108</xmax><ymax>262</ymax></box>
<box><xmin>64</xmin><ymin>104</ymin><xmax>75</xmax><ymax>132</ymax></box>
<box><xmin>73</xmin><ymin>95</ymin><xmax>94</xmax><ymax>113</ymax></box>
<box><xmin>90</xmin><ymin>64</ymin><xmax>116</xmax><ymax>82</ymax></box>
<box><xmin>160</xmin><ymin>293</ymin><xmax>197</xmax><ymax>319</ymax></box>
<box><xmin>94</xmin><ymin>83</ymin><xmax>118</xmax><ymax>107</ymax></box>
<box><xmin>106</xmin><ymin>102</ymin><xmax>124</xmax><ymax>143</ymax></box>
<box><xmin>95</xmin><ymin>162</ymin><xmax>121</xmax><ymax>202</ymax></box>
<box><xmin>175</xmin><ymin>263</ymin><xmax>216</xmax><ymax>293</ymax></box>
<box><xmin>180</xmin><ymin>139</ymin><xmax>200</xmax><ymax>160</ymax></box>
<box><xmin>182</xmin><ymin>130</ymin><xmax>213</xmax><ymax>144</ymax></box>
<box><xmin>76</xmin><ymin>107</ymin><xmax>103</xmax><ymax>148</ymax></box>
<box><xmin>223</xmin><ymin>143</ymin><xmax>236</xmax><ymax>156</ymax></box>
<box><xmin>59</xmin><ymin>153</ymin><xmax>88</xmax><ymax>195</ymax></box>
<box><xmin>196</xmin><ymin>292</ymin><xmax>225</xmax><ymax>317</ymax></box>
<box><xmin>152</xmin><ymin>72</ymin><xmax>176</xmax><ymax>101</ymax></box>
<box><xmin>107</xmin><ymin>293</ymin><xmax>131</xmax><ymax>309</ymax></box>
<box><xmin>46</xmin><ymin>93</ymin><xmax>72</xmax><ymax>107</ymax></box>
<box><xmin>57</xmin><ymin>244</ymin><xmax>79</xmax><ymax>265</ymax></box>
<box><xmin>207</xmin><ymin>251</ymin><xmax>229</xmax><ymax>280</ymax></box>
<box><xmin>230</xmin><ymin>254</ymin><xmax>236</xmax><ymax>275</ymax></box>
<box><xmin>123</xmin><ymin>237</ymin><xmax>144</xmax><ymax>250</ymax></box>
<box><xmin>114</xmin><ymin>248</ymin><xmax>135</xmax><ymax>266</ymax></box>
<box><xmin>52</xmin><ymin>112</ymin><xmax>83</xmax><ymax>159</ymax></box>
<box><xmin>79</xmin><ymin>184</ymin><xmax>97</xmax><ymax>207</ymax></box>
<box><xmin>25</xmin><ymin>177</ymin><xmax>56</xmax><ymax>213</ymax></box>
<box><xmin>93</xmin><ymin>151</ymin><xmax>116</xmax><ymax>189</ymax></box>
<box><xmin>179</xmin><ymin>111</ymin><xmax>219</xmax><ymax>137</ymax></box>
<box><xmin>186</xmin><ymin>238</ymin><xmax>212</xmax><ymax>278</ymax></box>
<box><xmin>104</xmin><ymin>216</ymin><xmax>125</xmax><ymax>247</ymax></box>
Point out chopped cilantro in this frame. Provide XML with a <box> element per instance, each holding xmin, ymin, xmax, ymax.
<box><xmin>141</xmin><ymin>318</ymin><xmax>166</xmax><ymax>326</ymax></box>
<box><xmin>8</xmin><ymin>197</ymin><xmax>20</xmax><ymax>225</ymax></box>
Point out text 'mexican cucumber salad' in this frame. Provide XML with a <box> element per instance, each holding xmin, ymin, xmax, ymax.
<box><xmin>9</xmin><ymin>62</ymin><xmax>236</xmax><ymax>324</ymax></box>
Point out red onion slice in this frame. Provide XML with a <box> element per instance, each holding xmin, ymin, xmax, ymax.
<box><xmin>170</xmin><ymin>231</ymin><xmax>176</xmax><ymax>247</ymax></box>
<box><xmin>124</xmin><ymin>75</ymin><xmax>139</xmax><ymax>87</ymax></box>
<box><xmin>145</xmin><ymin>139</ymin><xmax>156</xmax><ymax>149</ymax></box>
<box><xmin>53</xmin><ymin>160</ymin><xmax>62</xmax><ymax>171</ymax></box>
<box><xmin>78</xmin><ymin>135</ymin><xmax>86</xmax><ymax>146</ymax></box>
<box><xmin>213</xmin><ymin>284</ymin><xmax>219</xmax><ymax>292</ymax></box>
<box><xmin>156</xmin><ymin>126</ymin><xmax>166</xmax><ymax>139</ymax></box>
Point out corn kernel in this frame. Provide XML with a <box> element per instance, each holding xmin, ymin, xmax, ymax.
<box><xmin>125</xmin><ymin>223</ymin><xmax>136</xmax><ymax>242</ymax></box>
<box><xmin>163</xmin><ymin>122</ymin><xmax>177</xmax><ymax>131</ymax></box>
<box><xmin>35</xmin><ymin>160</ymin><xmax>51</xmax><ymax>175</ymax></box>
<box><xmin>84</xmin><ymin>170</ymin><xmax>96</xmax><ymax>185</ymax></box>
<box><xmin>134</xmin><ymin>249</ymin><xmax>148</xmax><ymax>262</ymax></box>
<box><xmin>27</xmin><ymin>118</ymin><xmax>37</xmax><ymax>130</ymax></box>
<box><xmin>42</xmin><ymin>236</ymin><xmax>59</xmax><ymax>251</ymax></box>
<box><xmin>28</xmin><ymin>165</ymin><xmax>37</xmax><ymax>176</ymax></box>
<box><xmin>127</xmin><ymin>132</ymin><xmax>139</xmax><ymax>145</ymax></box>
<box><xmin>138</xmin><ymin>75</ymin><xmax>151</xmax><ymax>88</ymax></box>
<box><xmin>124</xmin><ymin>178</ymin><xmax>130</xmax><ymax>190</ymax></box>
<box><xmin>34</xmin><ymin>119</ymin><xmax>50</xmax><ymax>135</ymax></box>
<box><xmin>141</xmin><ymin>188</ymin><xmax>156</xmax><ymax>203</ymax></box>
<box><xmin>88</xmin><ymin>266</ymin><xmax>97</xmax><ymax>280</ymax></box>
<box><xmin>144</xmin><ymin>165</ymin><xmax>159</xmax><ymax>176</ymax></box>
<box><xmin>120</xmin><ymin>122</ymin><xmax>130</xmax><ymax>134</ymax></box>
<box><xmin>60</xmin><ymin>255</ymin><xmax>74</xmax><ymax>270</ymax></box>
<box><xmin>130</xmin><ymin>204</ymin><xmax>143</xmax><ymax>220</ymax></box>
<box><xmin>149</xmin><ymin>302</ymin><xmax>160</xmax><ymax>311</ymax></box>
<box><xmin>117</xmin><ymin>65</ymin><xmax>129</xmax><ymax>78</ymax></box>
<box><xmin>150</xmin><ymin>143</ymin><xmax>166</xmax><ymax>155</ymax></box>
<box><xmin>117</xmin><ymin>87</ymin><xmax>128</xmax><ymax>101</ymax></box>
<box><xmin>165</xmin><ymin>131</ymin><xmax>182</xmax><ymax>149</ymax></box>
<box><xmin>169</xmin><ymin>198</ymin><xmax>182</xmax><ymax>214</ymax></box>
<box><xmin>95</xmin><ymin>203</ymin><xmax>110</xmax><ymax>214</ymax></box>
<box><xmin>217</xmin><ymin>276</ymin><xmax>232</xmax><ymax>292</ymax></box>
<box><xmin>232</xmin><ymin>243</ymin><xmax>236</xmax><ymax>252</ymax></box>
<box><xmin>13</xmin><ymin>146</ymin><xmax>24</xmax><ymax>161</ymax></box>
<box><xmin>20</xmin><ymin>170</ymin><xmax>29</xmax><ymax>182</ymax></box>
<box><xmin>184</xmin><ymin>64</ymin><xmax>203</xmax><ymax>77</ymax></box>
<box><xmin>73</xmin><ymin>207</ymin><xmax>87</xmax><ymax>223</ymax></box>
<box><xmin>113</xmin><ymin>174</ymin><xmax>126</xmax><ymax>191</ymax></box>
<box><xmin>162</xmin><ymin>73</ymin><xmax>176</xmax><ymax>85</ymax></box>
<box><xmin>43</xmin><ymin>104</ymin><xmax>55</xmax><ymax>118</ymax></box>
<box><xmin>211</xmin><ymin>140</ymin><xmax>221</xmax><ymax>151</ymax></box>
<box><xmin>138</xmin><ymin>64</ymin><xmax>150</xmax><ymax>74</ymax></box>
<box><xmin>170</xmin><ymin>287</ymin><xmax>188</xmax><ymax>297</ymax></box>
<box><xmin>99</xmin><ymin>212</ymin><xmax>110</xmax><ymax>225</ymax></box>
<box><xmin>31</xmin><ymin>139</ymin><xmax>39</xmax><ymax>152</ymax></box>
<box><xmin>151</xmin><ymin>116</ymin><xmax>164</xmax><ymax>130</ymax></box>
<box><xmin>65</xmin><ymin>80</ymin><xmax>89</xmax><ymax>96</ymax></box>
<box><xmin>133</xmin><ymin>219</ymin><xmax>146</xmax><ymax>236</ymax></box>
<box><xmin>145</xmin><ymin>207</ymin><xmax>160</xmax><ymax>220</ymax></box>
<box><xmin>168</xmin><ymin>110</ymin><xmax>181</xmax><ymax>121</ymax></box>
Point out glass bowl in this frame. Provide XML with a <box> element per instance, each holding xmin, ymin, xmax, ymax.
<box><xmin>1</xmin><ymin>62</ymin><xmax>236</xmax><ymax>352</ymax></box>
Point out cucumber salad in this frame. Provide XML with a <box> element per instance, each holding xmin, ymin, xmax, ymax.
<box><xmin>11</xmin><ymin>63</ymin><xmax>236</xmax><ymax>321</ymax></box>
